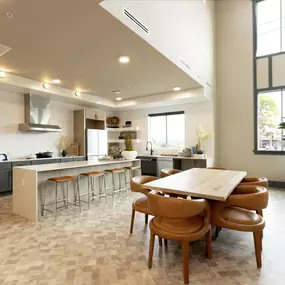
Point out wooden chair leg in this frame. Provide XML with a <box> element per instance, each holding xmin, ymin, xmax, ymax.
<box><xmin>130</xmin><ymin>209</ymin><xmax>135</xmax><ymax>234</ymax></box>
<box><xmin>253</xmin><ymin>231</ymin><xmax>262</xmax><ymax>268</ymax></box>
<box><xmin>145</xmin><ymin>214</ymin><xmax>149</xmax><ymax>224</ymax></box>
<box><xmin>182</xmin><ymin>241</ymin><xmax>190</xmax><ymax>284</ymax></box>
<box><xmin>148</xmin><ymin>232</ymin><xmax>155</xmax><ymax>269</ymax></box>
<box><xmin>215</xmin><ymin>226</ymin><xmax>221</xmax><ymax>238</ymax></box>
<box><xmin>158</xmin><ymin>237</ymin><xmax>162</xmax><ymax>247</ymax></box>
<box><xmin>206</xmin><ymin>229</ymin><xmax>212</xmax><ymax>259</ymax></box>
<box><xmin>164</xmin><ymin>239</ymin><xmax>168</xmax><ymax>247</ymax></box>
<box><xmin>256</xmin><ymin>210</ymin><xmax>264</xmax><ymax>239</ymax></box>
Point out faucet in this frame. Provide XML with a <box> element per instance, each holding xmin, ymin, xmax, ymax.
<box><xmin>146</xmin><ymin>141</ymin><xmax>154</xmax><ymax>155</ymax></box>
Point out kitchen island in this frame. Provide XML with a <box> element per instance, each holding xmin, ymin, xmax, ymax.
<box><xmin>13</xmin><ymin>159</ymin><xmax>140</xmax><ymax>222</ymax></box>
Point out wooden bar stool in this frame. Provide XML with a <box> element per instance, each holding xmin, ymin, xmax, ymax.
<box><xmin>123</xmin><ymin>165</ymin><xmax>141</xmax><ymax>189</ymax></box>
<box><xmin>78</xmin><ymin>171</ymin><xmax>107</xmax><ymax>208</ymax></box>
<box><xmin>42</xmin><ymin>175</ymin><xmax>81</xmax><ymax>219</ymax></box>
<box><xmin>104</xmin><ymin>168</ymin><xmax>127</xmax><ymax>195</ymax></box>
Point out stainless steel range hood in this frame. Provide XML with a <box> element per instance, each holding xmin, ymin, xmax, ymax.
<box><xmin>19</xmin><ymin>94</ymin><xmax>62</xmax><ymax>132</ymax></box>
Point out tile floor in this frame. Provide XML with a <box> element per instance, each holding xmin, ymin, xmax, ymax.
<box><xmin>0</xmin><ymin>189</ymin><xmax>285</xmax><ymax>285</ymax></box>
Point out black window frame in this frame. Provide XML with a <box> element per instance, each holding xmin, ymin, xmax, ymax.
<box><xmin>148</xmin><ymin>111</ymin><xmax>185</xmax><ymax>149</ymax></box>
<box><xmin>253</xmin><ymin>0</ymin><xmax>285</xmax><ymax>155</ymax></box>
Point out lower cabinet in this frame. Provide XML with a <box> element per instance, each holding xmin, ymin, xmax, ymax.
<box><xmin>0</xmin><ymin>163</ymin><xmax>12</xmax><ymax>193</ymax></box>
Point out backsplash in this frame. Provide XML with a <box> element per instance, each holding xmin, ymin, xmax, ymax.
<box><xmin>0</xmin><ymin>90</ymin><xmax>75</xmax><ymax>159</ymax></box>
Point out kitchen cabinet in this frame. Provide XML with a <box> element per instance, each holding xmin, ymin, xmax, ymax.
<box><xmin>12</xmin><ymin>161</ymin><xmax>32</xmax><ymax>167</ymax></box>
<box><xmin>61</xmin><ymin>158</ymin><xmax>73</xmax><ymax>163</ymax></box>
<box><xmin>157</xmin><ymin>157</ymin><xmax>173</xmax><ymax>177</ymax></box>
<box><xmin>0</xmin><ymin>163</ymin><xmax>12</xmax><ymax>193</ymax></box>
<box><xmin>31</xmin><ymin>159</ymin><xmax>61</xmax><ymax>165</ymax></box>
<box><xmin>73</xmin><ymin>157</ymin><xmax>85</xmax><ymax>162</ymax></box>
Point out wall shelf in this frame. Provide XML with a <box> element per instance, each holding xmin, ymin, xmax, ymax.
<box><xmin>107</xmin><ymin>127</ymin><xmax>140</xmax><ymax>132</ymax></box>
<box><xmin>108</xmin><ymin>139</ymin><xmax>141</xmax><ymax>143</ymax></box>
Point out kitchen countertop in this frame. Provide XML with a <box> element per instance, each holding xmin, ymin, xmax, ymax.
<box><xmin>14</xmin><ymin>159</ymin><xmax>139</xmax><ymax>172</ymax></box>
<box><xmin>0</xmin><ymin>156</ymin><xmax>85</xmax><ymax>163</ymax></box>
<box><xmin>137</xmin><ymin>154</ymin><xmax>208</xmax><ymax>160</ymax></box>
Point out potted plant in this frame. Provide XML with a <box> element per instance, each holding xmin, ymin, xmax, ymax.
<box><xmin>59</xmin><ymin>136</ymin><xmax>71</xmax><ymax>157</ymax></box>
<box><xmin>121</xmin><ymin>135</ymin><xmax>137</xmax><ymax>160</ymax></box>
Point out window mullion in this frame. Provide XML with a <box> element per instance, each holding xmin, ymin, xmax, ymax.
<box><xmin>280</xmin><ymin>0</ymin><xmax>283</xmax><ymax>51</ymax></box>
<box><xmin>165</xmin><ymin>115</ymin><xmax>168</xmax><ymax>148</ymax></box>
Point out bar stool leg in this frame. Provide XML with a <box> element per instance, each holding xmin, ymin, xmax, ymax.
<box><xmin>66</xmin><ymin>181</ymin><xmax>69</xmax><ymax>207</ymax></box>
<box><xmin>91</xmin><ymin>176</ymin><xmax>95</xmax><ymax>202</ymax></box>
<box><xmin>103</xmin><ymin>175</ymin><xmax>108</xmax><ymax>203</ymax></box>
<box><xmin>87</xmin><ymin>176</ymin><xmax>91</xmax><ymax>209</ymax></box>
<box><xmin>112</xmin><ymin>172</ymin><xmax>115</xmax><ymax>195</ymax></box>
<box><xmin>62</xmin><ymin>182</ymin><xmax>67</xmax><ymax>209</ymax></box>
<box><xmin>55</xmin><ymin>182</ymin><xmax>58</xmax><ymax>220</ymax></box>
<box><xmin>42</xmin><ymin>180</ymin><xmax>48</xmax><ymax>216</ymax></box>
<box><xmin>76</xmin><ymin>179</ymin><xmax>81</xmax><ymax>213</ymax></box>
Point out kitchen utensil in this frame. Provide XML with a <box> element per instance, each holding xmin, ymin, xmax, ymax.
<box><xmin>36</xmin><ymin>151</ymin><xmax>53</xmax><ymax>158</ymax></box>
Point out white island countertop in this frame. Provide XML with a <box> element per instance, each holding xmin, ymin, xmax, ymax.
<box><xmin>15</xmin><ymin>159</ymin><xmax>140</xmax><ymax>172</ymax></box>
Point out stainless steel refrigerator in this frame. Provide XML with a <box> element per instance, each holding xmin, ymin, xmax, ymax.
<box><xmin>86</xmin><ymin>129</ymin><xmax>107</xmax><ymax>160</ymax></box>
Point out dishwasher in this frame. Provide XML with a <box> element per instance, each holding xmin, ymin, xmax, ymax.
<box><xmin>157</xmin><ymin>157</ymin><xmax>173</xmax><ymax>177</ymax></box>
<box><xmin>137</xmin><ymin>156</ymin><xmax>158</xmax><ymax>176</ymax></box>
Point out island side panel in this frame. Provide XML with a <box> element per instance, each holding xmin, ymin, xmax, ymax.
<box><xmin>13</xmin><ymin>168</ymin><xmax>38</xmax><ymax>222</ymax></box>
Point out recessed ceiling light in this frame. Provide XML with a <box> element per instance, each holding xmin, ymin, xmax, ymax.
<box><xmin>5</xmin><ymin>12</ymin><xmax>14</xmax><ymax>18</ymax></box>
<box><xmin>52</xmin><ymin>79</ymin><xmax>61</xmax><ymax>84</ymax></box>
<box><xmin>75</xmin><ymin>91</ymin><xmax>81</xmax><ymax>97</ymax></box>
<box><xmin>43</xmin><ymin>83</ymin><xmax>49</xmax><ymax>89</ymax></box>
<box><xmin>96</xmin><ymin>101</ymin><xmax>100</xmax><ymax>104</ymax></box>
<box><xmin>0</xmin><ymin>71</ymin><xmax>6</xmax><ymax>78</ymax></box>
<box><xmin>119</xmin><ymin>56</ymin><xmax>130</xmax><ymax>64</ymax></box>
<box><xmin>173</xmin><ymin>86</ymin><xmax>181</xmax><ymax>91</ymax></box>
<box><xmin>116</xmin><ymin>97</ymin><xmax>122</xmax><ymax>101</ymax></box>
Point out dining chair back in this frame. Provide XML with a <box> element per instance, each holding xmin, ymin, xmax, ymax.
<box><xmin>160</xmin><ymin>168</ymin><xmax>181</xmax><ymax>178</ymax></box>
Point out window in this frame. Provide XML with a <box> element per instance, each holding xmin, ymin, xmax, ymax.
<box><xmin>257</xmin><ymin>90</ymin><xmax>285</xmax><ymax>150</ymax></box>
<box><xmin>148</xmin><ymin>112</ymin><xmax>185</xmax><ymax>149</ymax></box>
<box><xmin>256</xmin><ymin>0</ymin><xmax>285</xmax><ymax>56</ymax></box>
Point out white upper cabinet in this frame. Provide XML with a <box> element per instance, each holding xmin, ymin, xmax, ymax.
<box><xmin>85</xmin><ymin>108</ymin><xmax>106</xmax><ymax>121</ymax></box>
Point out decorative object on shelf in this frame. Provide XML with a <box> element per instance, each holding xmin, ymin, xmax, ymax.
<box><xmin>59</xmin><ymin>136</ymin><xmax>71</xmax><ymax>157</ymax></box>
<box><xmin>118</xmin><ymin>131</ymin><xmax>137</xmax><ymax>139</ymax></box>
<box><xmin>121</xmin><ymin>135</ymin><xmax>137</xmax><ymax>160</ymax></box>
<box><xmin>196</xmin><ymin>125</ymin><xmax>209</xmax><ymax>154</ymax></box>
<box><xmin>106</xmin><ymin>116</ymin><xmax>120</xmax><ymax>128</ymax></box>
<box><xmin>123</xmin><ymin>121</ymin><xmax>132</xmax><ymax>127</ymax></box>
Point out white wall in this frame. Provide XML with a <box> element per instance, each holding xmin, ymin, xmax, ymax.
<box><xmin>117</xmin><ymin>102</ymin><xmax>214</xmax><ymax>157</ymax></box>
<box><xmin>216</xmin><ymin>0</ymin><xmax>285</xmax><ymax>181</ymax></box>
<box><xmin>101</xmin><ymin>0</ymin><xmax>216</xmax><ymax>88</ymax></box>
<box><xmin>0</xmin><ymin>90</ymin><xmax>75</xmax><ymax>158</ymax></box>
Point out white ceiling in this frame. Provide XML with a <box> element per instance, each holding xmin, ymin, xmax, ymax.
<box><xmin>0</xmin><ymin>0</ymin><xmax>200</xmax><ymax>102</ymax></box>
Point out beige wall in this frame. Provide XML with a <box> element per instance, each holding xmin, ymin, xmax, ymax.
<box><xmin>216</xmin><ymin>0</ymin><xmax>285</xmax><ymax>181</ymax></box>
<box><xmin>0</xmin><ymin>90</ymin><xmax>75</xmax><ymax>158</ymax></box>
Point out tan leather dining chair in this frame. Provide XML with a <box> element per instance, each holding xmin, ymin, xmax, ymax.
<box><xmin>160</xmin><ymin>168</ymin><xmax>182</xmax><ymax>178</ymax></box>
<box><xmin>129</xmin><ymin>176</ymin><xmax>159</xmax><ymax>234</ymax></box>
<box><xmin>211</xmin><ymin>185</ymin><xmax>268</xmax><ymax>268</ymax></box>
<box><xmin>238</xmin><ymin>177</ymin><xmax>268</xmax><ymax>217</ymax></box>
<box><xmin>206</xmin><ymin>167</ymin><xmax>227</xmax><ymax>170</ymax></box>
<box><xmin>147</xmin><ymin>192</ymin><xmax>212</xmax><ymax>284</ymax></box>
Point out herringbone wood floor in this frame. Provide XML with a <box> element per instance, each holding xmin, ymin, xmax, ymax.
<box><xmin>0</xmin><ymin>189</ymin><xmax>284</xmax><ymax>285</ymax></box>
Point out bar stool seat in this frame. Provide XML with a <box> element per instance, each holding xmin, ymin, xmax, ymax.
<box><xmin>78</xmin><ymin>171</ymin><xmax>107</xmax><ymax>208</ymax></box>
<box><xmin>80</xmin><ymin>171</ymin><xmax>104</xmax><ymax>177</ymax></box>
<box><xmin>48</xmin><ymin>176</ymin><xmax>76</xmax><ymax>182</ymax></box>
<box><xmin>124</xmin><ymin>165</ymin><xmax>141</xmax><ymax>170</ymax></box>
<box><xmin>104</xmin><ymin>168</ymin><xmax>127</xmax><ymax>195</ymax></box>
<box><xmin>105</xmin><ymin>168</ymin><xmax>125</xmax><ymax>173</ymax></box>
<box><xmin>42</xmin><ymin>175</ymin><xmax>81</xmax><ymax>219</ymax></box>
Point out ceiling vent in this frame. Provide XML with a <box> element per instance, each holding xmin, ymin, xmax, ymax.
<box><xmin>123</xmin><ymin>9</ymin><xmax>149</xmax><ymax>34</ymax></box>
<box><xmin>180</xmin><ymin>58</ymin><xmax>191</xmax><ymax>70</ymax></box>
<box><xmin>0</xmin><ymin>44</ymin><xmax>11</xmax><ymax>57</ymax></box>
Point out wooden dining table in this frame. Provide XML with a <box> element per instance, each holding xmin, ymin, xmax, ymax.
<box><xmin>143</xmin><ymin>168</ymin><xmax>247</xmax><ymax>201</ymax></box>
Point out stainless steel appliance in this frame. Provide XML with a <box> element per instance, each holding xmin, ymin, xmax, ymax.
<box><xmin>86</xmin><ymin>129</ymin><xmax>107</xmax><ymax>160</ymax></box>
<box><xmin>138</xmin><ymin>156</ymin><xmax>157</xmax><ymax>176</ymax></box>
<box><xmin>19</xmin><ymin>94</ymin><xmax>62</xmax><ymax>132</ymax></box>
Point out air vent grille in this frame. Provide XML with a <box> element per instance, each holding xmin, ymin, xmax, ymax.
<box><xmin>123</xmin><ymin>9</ymin><xmax>149</xmax><ymax>34</ymax></box>
<box><xmin>0</xmin><ymin>44</ymin><xmax>11</xmax><ymax>57</ymax></box>
<box><xmin>180</xmin><ymin>58</ymin><xmax>191</xmax><ymax>70</ymax></box>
